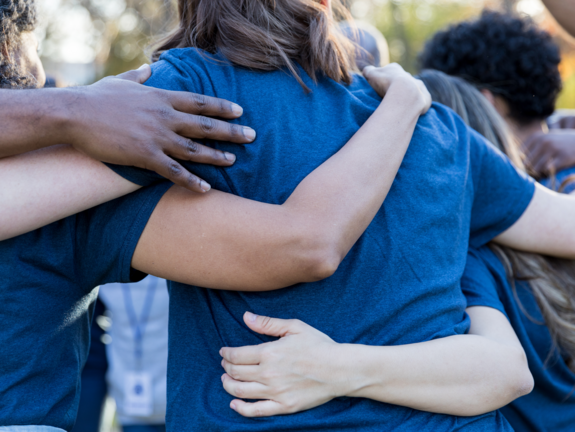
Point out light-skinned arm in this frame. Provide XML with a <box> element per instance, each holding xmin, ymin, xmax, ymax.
<box><xmin>493</xmin><ymin>183</ymin><xmax>575</xmax><ymax>258</ymax></box>
<box><xmin>219</xmin><ymin>307</ymin><xmax>533</xmax><ymax>417</ymax></box>
<box><xmin>131</xmin><ymin>65</ymin><xmax>431</xmax><ymax>289</ymax></box>
<box><xmin>3</xmin><ymin>65</ymin><xmax>431</xmax><ymax>291</ymax></box>
<box><xmin>542</xmin><ymin>0</ymin><xmax>575</xmax><ymax>38</ymax></box>
<box><xmin>0</xmin><ymin>65</ymin><xmax>255</xmax><ymax>192</ymax></box>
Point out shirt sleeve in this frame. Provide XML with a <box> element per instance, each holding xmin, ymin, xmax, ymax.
<box><xmin>468</xmin><ymin>128</ymin><xmax>536</xmax><ymax>248</ymax></box>
<box><xmin>462</xmin><ymin>248</ymin><xmax>507</xmax><ymax>317</ymax></box>
<box><xmin>104</xmin><ymin>50</ymin><xmax>206</xmax><ymax>186</ymax></box>
<box><xmin>73</xmin><ymin>182</ymin><xmax>173</xmax><ymax>289</ymax></box>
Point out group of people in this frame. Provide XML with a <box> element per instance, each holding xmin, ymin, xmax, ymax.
<box><xmin>2</xmin><ymin>0</ymin><xmax>575</xmax><ymax>431</ymax></box>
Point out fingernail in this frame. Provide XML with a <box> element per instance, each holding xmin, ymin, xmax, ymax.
<box><xmin>224</xmin><ymin>152</ymin><xmax>236</xmax><ymax>163</ymax></box>
<box><xmin>219</xmin><ymin>348</ymin><xmax>223</xmax><ymax>357</ymax></box>
<box><xmin>221</xmin><ymin>374</ymin><xmax>226</xmax><ymax>382</ymax></box>
<box><xmin>230</xmin><ymin>402</ymin><xmax>237</xmax><ymax>410</ymax></box>
<box><xmin>201</xmin><ymin>181</ymin><xmax>211</xmax><ymax>192</ymax></box>
<box><xmin>138</xmin><ymin>64</ymin><xmax>149</xmax><ymax>70</ymax></box>
<box><xmin>231</xmin><ymin>103</ymin><xmax>243</xmax><ymax>116</ymax></box>
<box><xmin>246</xmin><ymin>311</ymin><xmax>258</xmax><ymax>322</ymax></box>
<box><xmin>243</xmin><ymin>127</ymin><xmax>256</xmax><ymax>141</ymax></box>
<box><xmin>221</xmin><ymin>359</ymin><xmax>225</xmax><ymax>367</ymax></box>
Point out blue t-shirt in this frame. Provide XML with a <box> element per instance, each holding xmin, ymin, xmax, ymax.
<box><xmin>462</xmin><ymin>247</ymin><xmax>575</xmax><ymax>432</ymax></box>
<box><xmin>107</xmin><ymin>48</ymin><xmax>535</xmax><ymax>431</ymax></box>
<box><xmin>0</xmin><ymin>183</ymin><xmax>171</xmax><ymax>431</ymax></box>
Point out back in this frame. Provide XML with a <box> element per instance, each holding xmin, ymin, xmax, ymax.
<box><xmin>109</xmin><ymin>48</ymin><xmax>534</xmax><ymax>431</ymax></box>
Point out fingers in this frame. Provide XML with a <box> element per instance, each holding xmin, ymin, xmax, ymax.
<box><xmin>221</xmin><ymin>359</ymin><xmax>260</xmax><ymax>382</ymax></box>
<box><xmin>116</xmin><ymin>64</ymin><xmax>152</xmax><ymax>84</ymax></box>
<box><xmin>221</xmin><ymin>373</ymin><xmax>268</xmax><ymax>400</ymax></box>
<box><xmin>169</xmin><ymin>92</ymin><xmax>245</xmax><ymax>120</ymax></box>
<box><xmin>230</xmin><ymin>399</ymin><xmax>286</xmax><ymax>418</ymax></box>
<box><xmin>165</xmin><ymin>133</ymin><xmax>236</xmax><ymax>167</ymax></box>
<box><xmin>220</xmin><ymin>345</ymin><xmax>262</xmax><ymax>365</ymax></box>
<box><xmin>243</xmin><ymin>311</ymin><xmax>304</xmax><ymax>337</ymax></box>
<box><xmin>172</xmin><ymin>112</ymin><xmax>256</xmax><ymax>144</ymax></box>
<box><xmin>148</xmin><ymin>153</ymin><xmax>211</xmax><ymax>193</ymax></box>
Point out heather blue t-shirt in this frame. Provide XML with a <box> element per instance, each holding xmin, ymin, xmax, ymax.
<box><xmin>0</xmin><ymin>183</ymin><xmax>171</xmax><ymax>431</ymax></box>
<box><xmin>462</xmin><ymin>247</ymin><xmax>575</xmax><ymax>432</ymax></box>
<box><xmin>107</xmin><ymin>48</ymin><xmax>536</xmax><ymax>431</ymax></box>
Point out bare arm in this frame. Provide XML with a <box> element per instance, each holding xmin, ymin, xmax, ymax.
<box><xmin>494</xmin><ymin>183</ymin><xmax>575</xmax><ymax>258</ymax></box>
<box><xmin>132</xmin><ymin>65</ymin><xmax>431</xmax><ymax>290</ymax></box>
<box><xmin>219</xmin><ymin>308</ymin><xmax>533</xmax><ymax>417</ymax></box>
<box><xmin>0</xmin><ymin>65</ymin><xmax>255</xmax><ymax>192</ymax></box>
<box><xmin>542</xmin><ymin>0</ymin><xmax>575</xmax><ymax>38</ymax></box>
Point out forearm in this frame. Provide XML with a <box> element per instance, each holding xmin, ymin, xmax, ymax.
<box><xmin>495</xmin><ymin>184</ymin><xmax>575</xmax><ymax>259</ymax></box>
<box><xmin>282</xmin><ymin>80</ymin><xmax>422</xmax><ymax>266</ymax></box>
<box><xmin>0</xmin><ymin>88</ymin><xmax>75</xmax><ymax>158</ymax></box>
<box><xmin>0</xmin><ymin>145</ymin><xmax>139</xmax><ymax>240</ymax></box>
<box><xmin>339</xmin><ymin>336</ymin><xmax>530</xmax><ymax>416</ymax></box>
<box><xmin>133</xmin><ymin>81</ymin><xmax>424</xmax><ymax>290</ymax></box>
<box><xmin>542</xmin><ymin>0</ymin><xmax>575</xmax><ymax>38</ymax></box>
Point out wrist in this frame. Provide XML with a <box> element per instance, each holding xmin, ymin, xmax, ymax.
<box><xmin>385</xmin><ymin>79</ymin><xmax>427</xmax><ymax>114</ymax></box>
<box><xmin>52</xmin><ymin>87</ymin><xmax>89</xmax><ymax>147</ymax></box>
<box><xmin>330</xmin><ymin>344</ymin><xmax>377</xmax><ymax>398</ymax></box>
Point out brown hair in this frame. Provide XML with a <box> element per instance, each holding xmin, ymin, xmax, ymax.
<box><xmin>419</xmin><ymin>69</ymin><xmax>575</xmax><ymax>373</ymax></box>
<box><xmin>152</xmin><ymin>0</ymin><xmax>357</xmax><ymax>92</ymax></box>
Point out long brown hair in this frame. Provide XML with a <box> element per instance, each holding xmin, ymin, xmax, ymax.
<box><xmin>419</xmin><ymin>69</ymin><xmax>575</xmax><ymax>372</ymax></box>
<box><xmin>152</xmin><ymin>0</ymin><xmax>358</xmax><ymax>92</ymax></box>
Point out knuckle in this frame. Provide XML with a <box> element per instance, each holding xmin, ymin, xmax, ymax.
<box><xmin>167</xmin><ymin>161</ymin><xmax>182</xmax><ymax>178</ymax></box>
<box><xmin>192</xmin><ymin>93</ymin><xmax>209</xmax><ymax>111</ymax></box>
<box><xmin>260</xmin><ymin>316</ymin><xmax>272</xmax><ymax>329</ymax></box>
<box><xmin>184</xmin><ymin>139</ymin><xmax>200</xmax><ymax>155</ymax></box>
<box><xmin>235</xmin><ymin>386</ymin><xmax>244</xmax><ymax>398</ymax></box>
<box><xmin>253</xmin><ymin>407</ymin><xmax>264</xmax><ymax>417</ymax></box>
<box><xmin>156</xmin><ymin>106</ymin><xmax>173</xmax><ymax>121</ymax></box>
<box><xmin>229</xmin><ymin>124</ymin><xmax>243</xmax><ymax>140</ymax></box>
<box><xmin>199</xmin><ymin>116</ymin><xmax>216</xmax><ymax>134</ymax></box>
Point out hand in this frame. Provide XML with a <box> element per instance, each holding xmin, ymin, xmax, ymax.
<box><xmin>219</xmin><ymin>312</ymin><xmax>346</xmax><ymax>417</ymax></box>
<box><xmin>523</xmin><ymin>130</ymin><xmax>575</xmax><ymax>177</ymax></box>
<box><xmin>549</xmin><ymin>115</ymin><xmax>575</xmax><ymax>130</ymax></box>
<box><xmin>64</xmin><ymin>65</ymin><xmax>257</xmax><ymax>193</ymax></box>
<box><xmin>363</xmin><ymin>63</ymin><xmax>432</xmax><ymax>116</ymax></box>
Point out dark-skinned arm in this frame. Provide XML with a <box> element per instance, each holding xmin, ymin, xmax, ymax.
<box><xmin>0</xmin><ymin>65</ymin><xmax>255</xmax><ymax>192</ymax></box>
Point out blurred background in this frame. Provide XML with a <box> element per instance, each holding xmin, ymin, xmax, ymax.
<box><xmin>36</xmin><ymin>0</ymin><xmax>575</xmax><ymax>108</ymax></box>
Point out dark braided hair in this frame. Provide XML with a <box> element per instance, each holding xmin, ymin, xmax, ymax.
<box><xmin>419</xmin><ymin>10</ymin><xmax>562</xmax><ymax>124</ymax></box>
<box><xmin>0</xmin><ymin>0</ymin><xmax>37</xmax><ymax>89</ymax></box>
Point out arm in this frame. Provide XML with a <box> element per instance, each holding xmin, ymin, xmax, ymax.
<box><xmin>0</xmin><ymin>65</ymin><xmax>255</xmax><ymax>192</ymax></box>
<box><xmin>523</xmin><ymin>130</ymin><xmax>575</xmax><ymax>177</ymax></box>
<box><xmin>542</xmin><ymin>0</ymin><xmax>575</xmax><ymax>38</ymax></box>
<box><xmin>219</xmin><ymin>308</ymin><xmax>533</xmax><ymax>417</ymax></box>
<box><xmin>493</xmin><ymin>183</ymin><xmax>575</xmax><ymax>258</ymax></box>
<box><xmin>131</xmin><ymin>65</ymin><xmax>431</xmax><ymax>289</ymax></box>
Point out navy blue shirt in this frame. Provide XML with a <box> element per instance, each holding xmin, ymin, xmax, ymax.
<box><xmin>107</xmin><ymin>48</ymin><xmax>536</xmax><ymax>431</ymax></box>
<box><xmin>0</xmin><ymin>183</ymin><xmax>171</xmax><ymax>431</ymax></box>
<box><xmin>462</xmin><ymin>247</ymin><xmax>575</xmax><ymax>432</ymax></box>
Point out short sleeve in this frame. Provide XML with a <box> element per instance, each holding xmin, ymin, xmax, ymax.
<box><xmin>468</xmin><ymin>129</ymin><xmax>536</xmax><ymax>248</ymax></box>
<box><xmin>105</xmin><ymin>50</ymin><xmax>206</xmax><ymax>186</ymax></box>
<box><xmin>73</xmin><ymin>182</ymin><xmax>173</xmax><ymax>289</ymax></box>
<box><xmin>462</xmin><ymin>248</ymin><xmax>507</xmax><ymax>317</ymax></box>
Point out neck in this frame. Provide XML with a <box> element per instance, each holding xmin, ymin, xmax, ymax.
<box><xmin>507</xmin><ymin>118</ymin><xmax>548</xmax><ymax>145</ymax></box>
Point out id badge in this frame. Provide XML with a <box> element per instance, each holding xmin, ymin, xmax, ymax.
<box><xmin>124</xmin><ymin>371</ymin><xmax>153</xmax><ymax>416</ymax></box>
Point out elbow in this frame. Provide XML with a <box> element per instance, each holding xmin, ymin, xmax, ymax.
<box><xmin>305</xmin><ymin>248</ymin><xmax>343</xmax><ymax>281</ymax></box>
<box><xmin>510</xmin><ymin>348</ymin><xmax>534</xmax><ymax>399</ymax></box>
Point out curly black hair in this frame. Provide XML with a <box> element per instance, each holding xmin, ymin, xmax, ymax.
<box><xmin>0</xmin><ymin>0</ymin><xmax>37</xmax><ymax>89</ymax></box>
<box><xmin>419</xmin><ymin>10</ymin><xmax>562</xmax><ymax>124</ymax></box>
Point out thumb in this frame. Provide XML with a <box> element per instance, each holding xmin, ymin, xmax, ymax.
<box><xmin>243</xmin><ymin>312</ymin><xmax>302</xmax><ymax>338</ymax></box>
<box><xmin>116</xmin><ymin>64</ymin><xmax>152</xmax><ymax>84</ymax></box>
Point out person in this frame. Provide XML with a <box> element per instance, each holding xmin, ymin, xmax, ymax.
<box><xmin>99</xmin><ymin>277</ymin><xmax>169</xmax><ymax>432</ymax></box>
<box><xmin>102</xmin><ymin>0</ymin><xmax>575</xmax><ymax>431</ymax></box>
<box><xmin>0</xmin><ymin>0</ymin><xmax>257</xmax><ymax>210</ymax></box>
<box><xmin>339</xmin><ymin>21</ymin><xmax>390</xmax><ymax>68</ymax></box>
<box><xmin>0</xmin><ymin>2</ymin><xmax>432</xmax><ymax>431</ymax></box>
<box><xmin>419</xmin><ymin>10</ymin><xmax>575</xmax><ymax>179</ymax></box>
<box><xmin>220</xmin><ymin>70</ymin><xmax>575</xmax><ymax>431</ymax></box>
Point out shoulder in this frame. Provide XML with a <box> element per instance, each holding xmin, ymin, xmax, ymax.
<box><xmin>148</xmin><ymin>48</ymin><xmax>230</xmax><ymax>93</ymax></box>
